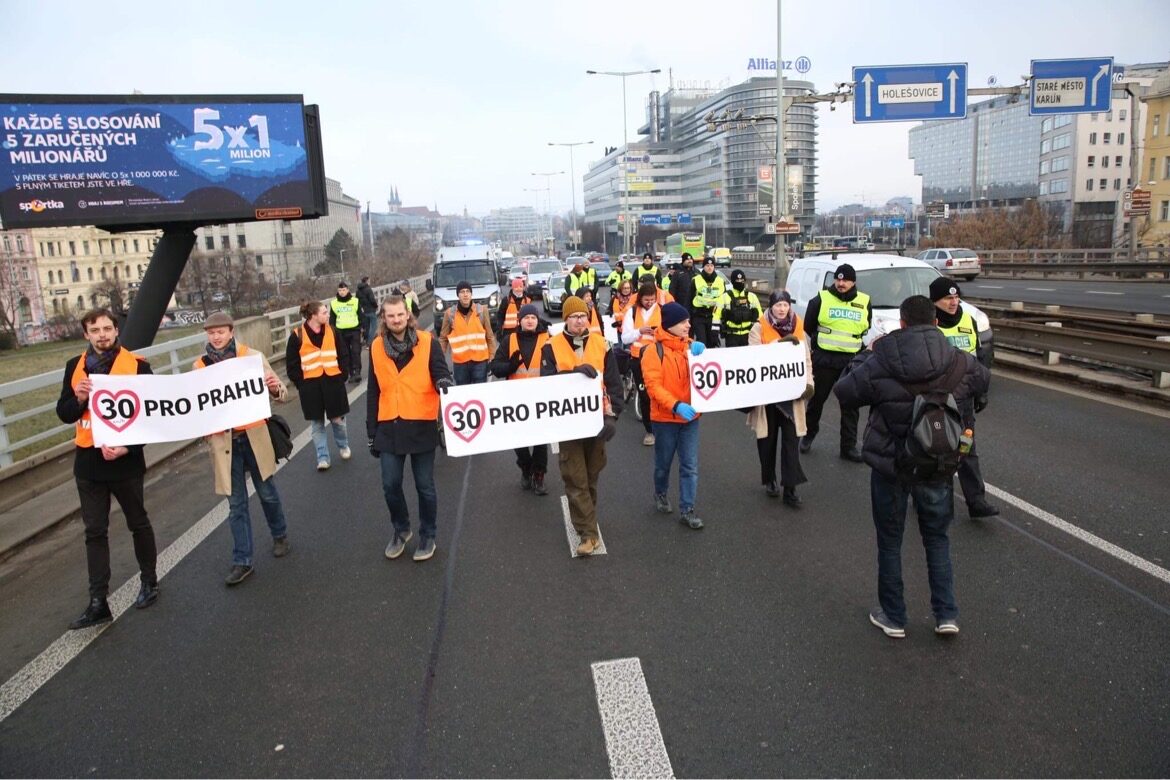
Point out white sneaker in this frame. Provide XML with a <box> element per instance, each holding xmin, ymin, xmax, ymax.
<box><xmin>316</xmin><ymin>459</ymin><xmax>330</xmax><ymax>471</ymax></box>
<box><xmin>339</xmin><ymin>447</ymin><xmax>352</xmax><ymax>460</ymax></box>
<box><xmin>642</xmin><ymin>433</ymin><xmax>655</xmax><ymax>446</ymax></box>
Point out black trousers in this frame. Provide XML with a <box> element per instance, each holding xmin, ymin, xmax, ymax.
<box><xmin>691</xmin><ymin>315</ymin><xmax>720</xmax><ymax>348</ymax></box>
<box><xmin>957</xmin><ymin>435</ymin><xmax>986</xmax><ymax>506</ymax></box>
<box><xmin>632</xmin><ymin>360</ymin><xmax>652</xmax><ymax>433</ymax></box>
<box><xmin>338</xmin><ymin>327</ymin><xmax>363</xmax><ymax>377</ymax></box>
<box><xmin>515</xmin><ymin>444</ymin><xmax>549</xmax><ymax>474</ymax></box>
<box><xmin>757</xmin><ymin>404</ymin><xmax>808</xmax><ymax>487</ymax></box>
<box><xmin>722</xmin><ymin>332</ymin><xmax>750</xmax><ymax>348</ymax></box>
<box><xmin>77</xmin><ymin>476</ymin><xmax>157</xmax><ymax>599</ymax></box>
<box><xmin>805</xmin><ymin>362</ymin><xmax>859</xmax><ymax>450</ymax></box>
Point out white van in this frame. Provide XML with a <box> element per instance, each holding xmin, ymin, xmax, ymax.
<box><xmin>785</xmin><ymin>253</ymin><xmax>993</xmax><ymax>354</ymax></box>
<box><xmin>428</xmin><ymin>242</ymin><xmax>501</xmax><ymax>332</ymax></box>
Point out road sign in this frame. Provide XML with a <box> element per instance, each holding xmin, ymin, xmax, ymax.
<box><xmin>852</xmin><ymin>63</ymin><xmax>968</xmax><ymax>123</ymax></box>
<box><xmin>767</xmin><ymin>220</ymin><xmax>800</xmax><ymax>235</ymax></box>
<box><xmin>887</xmin><ymin>217</ymin><xmax>905</xmax><ymax>229</ymax></box>
<box><xmin>866</xmin><ymin>218</ymin><xmax>883</xmax><ymax>229</ymax></box>
<box><xmin>1030</xmin><ymin>58</ymin><xmax>1114</xmax><ymax>115</ymax></box>
<box><xmin>678</xmin><ymin>213</ymin><xmax>692</xmax><ymax>225</ymax></box>
<box><xmin>757</xmin><ymin>165</ymin><xmax>775</xmax><ymax>217</ymax></box>
<box><xmin>1125</xmin><ymin>188</ymin><xmax>1151</xmax><ymax>217</ymax></box>
<box><xmin>640</xmin><ymin>214</ymin><xmax>658</xmax><ymax>226</ymax></box>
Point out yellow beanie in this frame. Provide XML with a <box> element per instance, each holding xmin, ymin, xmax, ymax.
<box><xmin>561</xmin><ymin>295</ymin><xmax>589</xmax><ymax>319</ymax></box>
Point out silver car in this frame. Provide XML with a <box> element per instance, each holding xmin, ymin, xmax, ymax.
<box><xmin>916</xmin><ymin>248</ymin><xmax>982</xmax><ymax>281</ymax></box>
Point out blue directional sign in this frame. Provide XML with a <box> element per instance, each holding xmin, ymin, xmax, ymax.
<box><xmin>887</xmin><ymin>217</ymin><xmax>905</xmax><ymax>229</ymax></box>
<box><xmin>866</xmin><ymin>218</ymin><xmax>883</xmax><ymax>229</ymax></box>
<box><xmin>852</xmin><ymin>63</ymin><xmax>968</xmax><ymax>123</ymax></box>
<box><xmin>1030</xmin><ymin>57</ymin><xmax>1114</xmax><ymax>115</ymax></box>
<box><xmin>677</xmin><ymin>213</ymin><xmax>692</xmax><ymax>225</ymax></box>
<box><xmin>640</xmin><ymin>214</ymin><xmax>660</xmax><ymax>226</ymax></box>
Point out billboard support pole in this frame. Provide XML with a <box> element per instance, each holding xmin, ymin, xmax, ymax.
<box><xmin>121</xmin><ymin>227</ymin><xmax>195</xmax><ymax>350</ymax></box>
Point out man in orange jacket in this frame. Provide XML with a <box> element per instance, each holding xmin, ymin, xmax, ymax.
<box><xmin>640</xmin><ymin>302</ymin><xmax>707</xmax><ymax>530</ymax></box>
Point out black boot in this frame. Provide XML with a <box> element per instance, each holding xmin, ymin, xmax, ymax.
<box><xmin>765</xmin><ymin>479</ymin><xmax>780</xmax><ymax>497</ymax></box>
<box><xmin>520</xmin><ymin>468</ymin><xmax>533</xmax><ymax>490</ymax></box>
<box><xmin>799</xmin><ymin>436</ymin><xmax>813</xmax><ymax>454</ymax></box>
<box><xmin>134</xmin><ymin>581</ymin><xmax>159</xmax><ymax>609</ymax></box>
<box><xmin>69</xmin><ymin>597</ymin><xmax>113</xmax><ymax>630</ymax></box>
<box><xmin>782</xmin><ymin>486</ymin><xmax>802</xmax><ymax>508</ymax></box>
<box><xmin>532</xmin><ymin>470</ymin><xmax>548</xmax><ymax>496</ymax></box>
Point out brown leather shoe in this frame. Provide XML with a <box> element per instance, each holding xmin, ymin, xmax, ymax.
<box><xmin>576</xmin><ymin>537</ymin><xmax>599</xmax><ymax>556</ymax></box>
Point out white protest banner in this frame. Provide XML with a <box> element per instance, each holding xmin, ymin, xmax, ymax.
<box><xmin>547</xmin><ymin>314</ymin><xmax>619</xmax><ymax>344</ymax></box>
<box><xmin>687</xmin><ymin>342</ymin><xmax>807</xmax><ymax>412</ymax></box>
<box><xmin>441</xmin><ymin>372</ymin><xmax>603</xmax><ymax>457</ymax></box>
<box><xmin>89</xmin><ymin>353</ymin><xmax>272</xmax><ymax>446</ymax></box>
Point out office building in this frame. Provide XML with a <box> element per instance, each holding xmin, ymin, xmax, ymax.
<box><xmin>0</xmin><ymin>225</ymin><xmax>49</xmax><ymax>344</ymax></box>
<box><xmin>482</xmin><ymin>206</ymin><xmax>546</xmax><ymax>245</ymax></box>
<box><xmin>1139</xmin><ymin>69</ymin><xmax>1170</xmax><ymax>246</ymax></box>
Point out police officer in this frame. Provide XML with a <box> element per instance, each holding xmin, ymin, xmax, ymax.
<box><xmin>690</xmin><ymin>256</ymin><xmax>726</xmax><ymax>348</ymax></box>
<box><xmin>564</xmin><ymin>264</ymin><xmax>591</xmax><ymax>297</ymax></box>
<box><xmin>330</xmin><ymin>281</ymin><xmax>364</xmax><ymax>384</ymax></box>
<box><xmin>634</xmin><ymin>252</ymin><xmax>666</xmax><ymax>290</ymax></box>
<box><xmin>605</xmin><ymin>261</ymin><xmax>632</xmax><ymax>289</ymax></box>
<box><xmin>930</xmin><ymin>277</ymin><xmax>998</xmax><ymax>518</ymax></box>
<box><xmin>801</xmin><ymin>263</ymin><xmax>871</xmax><ymax>461</ymax></box>
<box><xmin>719</xmin><ymin>270</ymin><xmax>762</xmax><ymax>347</ymax></box>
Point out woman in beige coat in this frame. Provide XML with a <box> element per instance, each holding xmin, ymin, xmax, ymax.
<box><xmin>195</xmin><ymin>312</ymin><xmax>290</xmax><ymax>586</ymax></box>
<box><xmin>745</xmin><ymin>290</ymin><xmax>815</xmax><ymax>507</ymax></box>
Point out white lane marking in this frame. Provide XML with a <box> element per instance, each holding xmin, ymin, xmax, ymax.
<box><xmin>975</xmin><ymin>285</ymin><xmax>1003</xmax><ymax>289</ymax></box>
<box><xmin>562</xmin><ymin>494</ymin><xmax>606</xmax><ymax>558</ymax></box>
<box><xmin>1025</xmin><ymin>287</ymin><xmax>1055</xmax><ymax>291</ymax></box>
<box><xmin>551</xmin><ymin>441</ymin><xmax>559</xmax><ymax>454</ymax></box>
<box><xmin>591</xmin><ymin>658</ymin><xmax>675</xmax><ymax>779</ymax></box>
<box><xmin>985</xmin><ymin>483</ymin><xmax>1170</xmax><ymax>587</ymax></box>
<box><xmin>1085</xmin><ymin>290</ymin><xmax>1124</xmax><ymax>295</ymax></box>
<box><xmin>0</xmin><ymin>383</ymin><xmax>365</xmax><ymax>725</ymax></box>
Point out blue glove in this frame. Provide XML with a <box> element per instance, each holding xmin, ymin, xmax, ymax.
<box><xmin>690</xmin><ymin>341</ymin><xmax>706</xmax><ymax>356</ymax></box>
<box><xmin>675</xmin><ymin>402</ymin><xmax>697</xmax><ymax>421</ymax></box>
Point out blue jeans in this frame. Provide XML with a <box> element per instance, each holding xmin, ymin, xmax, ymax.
<box><xmin>380</xmin><ymin>449</ymin><xmax>438</xmax><ymax>541</ymax></box>
<box><xmin>453</xmin><ymin>360</ymin><xmax>487</xmax><ymax>385</ymax></box>
<box><xmin>869</xmin><ymin>470</ymin><xmax>957</xmax><ymax>625</ymax></box>
<box><xmin>652</xmin><ymin>419</ymin><xmax>700</xmax><ymax>513</ymax></box>
<box><xmin>311</xmin><ymin>416</ymin><xmax>349</xmax><ymax>463</ymax></box>
<box><xmin>227</xmin><ymin>435</ymin><xmax>287</xmax><ymax>566</ymax></box>
<box><xmin>366</xmin><ymin>313</ymin><xmax>379</xmax><ymax>344</ymax></box>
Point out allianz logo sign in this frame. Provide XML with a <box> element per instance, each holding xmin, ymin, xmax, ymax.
<box><xmin>747</xmin><ymin>57</ymin><xmax>812</xmax><ymax>74</ymax></box>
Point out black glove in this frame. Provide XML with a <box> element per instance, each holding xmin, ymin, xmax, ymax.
<box><xmin>508</xmin><ymin>351</ymin><xmax>523</xmax><ymax>372</ymax></box>
<box><xmin>368</xmin><ymin>437</ymin><xmax>379</xmax><ymax>458</ymax></box>
<box><xmin>599</xmin><ymin>417</ymin><xmax>617</xmax><ymax>442</ymax></box>
<box><xmin>436</xmin><ymin>377</ymin><xmax>454</xmax><ymax>394</ymax></box>
<box><xmin>573</xmin><ymin>363</ymin><xmax>599</xmax><ymax>379</ymax></box>
<box><xmin>974</xmin><ymin>394</ymin><xmax>988</xmax><ymax>414</ymax></box>
<box><xmin>800</xmin><ymin>383</ymin><xmax>815</xmax><ymax>401</ymax></box>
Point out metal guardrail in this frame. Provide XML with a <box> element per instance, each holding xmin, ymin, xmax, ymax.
<box><xmin>981</xmin><ymin>261</ymin><xmax>1170</xmax><ymax>280</ymax></box>
<box><xmin>0</xmin><ymin>276</ymin><xmax>432</xmax><ymax>468</ymax></box>
<box><xmin>991</xmin><ymin>319</ymin><xmax>1170</xmax><ymax>389</ymax></box>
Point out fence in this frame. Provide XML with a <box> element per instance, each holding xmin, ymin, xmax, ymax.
<box><xmin>0</xmin><ymin>276</ymin><xmax>431</xmax><ymax>468</ymax></box>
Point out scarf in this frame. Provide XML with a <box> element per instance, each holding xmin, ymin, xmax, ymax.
<box><xmin>766</xmin><ymin>307</ymin><xmax>797</xmax><ymax>338</ymax></box>
<box><xmin>202</xmin><ymin>337</ymin><xmax>238</xmax><ymax>365</ymax></box>
<box><xmin>935</xmin><ymin>306</ymin><xmax>964</xmax><ymax>328</ymax></box>
<box><xmin>383</xmin><ymin>325</ymin><xmax>418</xmax><ymax>361</ymax></box>
<box><xmin>84</xmin><ymin>342</ymin><xmax>121</xmax><ymax>375</ymax></box>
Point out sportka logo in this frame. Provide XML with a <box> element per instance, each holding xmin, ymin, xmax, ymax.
<box><xmin>18</xmin><ymin>199</ymin><xmax>65</xmax><ymax>213</ymax></box>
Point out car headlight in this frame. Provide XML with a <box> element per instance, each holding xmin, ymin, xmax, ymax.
<box><xmin>489</xmin><ymin>292</ymin><xmax>499</xmax><ymax>307</ymax></box>
<box><xmin>434</xmin><ymin>297</ymin><xmax>444</xmax><ymax>312</ymax></box>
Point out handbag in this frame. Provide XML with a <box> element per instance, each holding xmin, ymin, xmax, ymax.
<box><xmin>266</xmin><ymin>414</ymin><xmax>294</xmax><ymax>461</ymax></box>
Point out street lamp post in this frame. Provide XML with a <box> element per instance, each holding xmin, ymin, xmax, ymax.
<box><xmin>586</xmin><ymin>68</ymin><xmax>661</xmax><ymax>257</ymax></box>
<box><xmin>338</xmin><ymin>248</ymin><xmax>347</xmax><ymax>280</ymax></box>
<box><xmin>548</xmin><ymin>140</ymin><xmax>593</xmax><ymax>251</ymax></box>
<box><xmin>531</xmin><ymin>171</ymin><xmax>563</xmax><ymax>254</ymax></box>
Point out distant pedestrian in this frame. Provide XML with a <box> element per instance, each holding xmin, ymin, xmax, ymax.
<box><xmin>194</xmin><ymin>311</ymin><xmax>291</xmax><ymax>587</ymax></box>
<box><xmin>397</xmin><ymin>279</ymin><xmax>422</xmax><ymax>319</ymax></box>
<box><xmin>576</xmin><ymin>287</ymin><xmax>604</xmax><ymax>335</ymax></box>
<box><xmin>621</xmin><ymin>282</ymin><xmax>665</xmax><ymax>446</ymax></box>
<box><xmin>356</xmin><ymin>276</ymin><xmax>379</xmax><ymax>344</ymax></box>
<box><xmin>605</xmin><ymin>261</ymin><xmax>632</xmax><ymax>289</ymax></box>
<box><xmin>368</xmin><ymin>296</ymin><xmax>454</xmax><ymax>562</ymax></box>
<box><xmin>565</xmin><ymin>263</ymin><xmax>591</xmax><ymax>297</ymax></box>
<box><xmin>689</xmin><ymin>256</ymin><xmax>725</xmax><ymax>347</ymax></box>
<box><xmin>56</xmin><ymin>308</ymin><xmax>158</xmax><ymax>629</ymax></box>
<box><xmin>331</xmin><ymin>281</ymin><xmax>365</xmax><ymax>384</ymax></box>
<box><xmin>286</xmin><ymin>300</ymin><xmax>352</xmax><ymax>472</ymax></box>
<box><xmin>489</xmin><ymin>303</ymin><xmax>550</xmax><ymax>495</ymax></box>
<box><xmin>608</xmin><ymin>279</ymin><xmax>635</xmax><ymax>340</ymax></box>
<box><xmin>634</xmin><ymin>252</ymin><xmax>666</xmax><ymax>290</ymax></box>
<box><xmin>640</xmin><ymin>302</ymin><xmax>707</xmax><ymax>529</ymax></box>
<box><xmin>833</xmin><ymin>295</ymin><xmax>990</xmax><ymax>638</ymax></box>
<box><xmin>719</xmin><ymin>269</ymin><xmax>762</xmax><ymax>347</ymax></box>
<box><xmin>438</xmin><ymin>281</ymin><xmax>496</xmax><ymax>385</ymax></box>
<box><xmin>496</xmin><ymin>277</ymin><xmax>531</xmax><ymax>340</ymax></box>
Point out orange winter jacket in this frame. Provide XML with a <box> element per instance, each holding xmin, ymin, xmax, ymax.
<box><xmin>640</xmin><ymin>328</ymin><xmax>700</xmax><ymax>424</ymax></box>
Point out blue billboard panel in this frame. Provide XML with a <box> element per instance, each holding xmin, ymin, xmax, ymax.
<box><xmin>1029</xmin><ymin>57</ymin><xmax>1114</xmax><ymax>115</ymax></box>
<box><xmin>852</xmin><ymin>63</ymin><xmax>968</xmax><ymax>123</ymax></box>
<box><xmin>0</xmin><ymin>94</ymin><xmax>326</xmax><ymax>229</ymax></box>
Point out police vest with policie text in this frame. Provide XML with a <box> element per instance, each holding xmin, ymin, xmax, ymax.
<box><xmin>331</xmin><ymin>297</ymin><xmax>361</xmax><ymax>330</ymax></box>
<box><xmin>816</xmin><ymin>289</ymin><xmax>870</xmax><ymax>354</ymax></box>
<box><xmin>939</xmin><ymin>311</ymin><xmax>977</xmax><ymax>353</ymax></box>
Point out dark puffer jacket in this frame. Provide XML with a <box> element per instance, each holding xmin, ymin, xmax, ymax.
<box><xmin>832</xmin><ymin>325</ymin><xmax>990</xmax><ymax>481</ymax></box>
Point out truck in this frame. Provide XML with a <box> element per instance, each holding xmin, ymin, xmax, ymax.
<box><xmin>426</xmin><ymin>241</ymin><xmax>501</xmax><ymax>333</ymax></box>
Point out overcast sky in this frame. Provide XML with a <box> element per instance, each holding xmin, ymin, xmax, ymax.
<box><xmin>4</xmin><ymin>0</ymin><xmax>1167</xmax><ymax>216</ymax></box>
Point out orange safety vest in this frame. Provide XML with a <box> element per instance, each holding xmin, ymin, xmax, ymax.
<box><xmin>588</xmin><ymin>306</ymin><xmax>603</xmax><ymax>336</ymax></box>
<box><xmin>757</xmin><ymin>313</ymin><xmax>805</xmax><ymax>343</ymax></box>
<box><xmin>610</xmin><ymin>294</ymin><xmax>634</xmax><ymax>325</ymax></box>
<box><xmin>549</xmin><ymin>332</ymin><xmax>612</xmax><ymax>416</ymax></box>
<box><xmin>501</xmin><ymin>295</ymin><xmax>530</xmax><ymax>332</ymax></box>
<box><xmin>656</xmin><ymin>289</ymin><xmax>674</xmax><ymax>306</ymax></box>
<box><xmin>446</xmin><ymin>305</ymin><xmax>490</xmax><ymax>363</ymax></box>
<box><xmin>628</xmin><ymin>304</ymin><xmax>662</xmax><ymax>358</ymax></box>
<box><xmin>371</xmin><ymin>330</ymin><xmax>440</xmax><ymax>422</ymax></box>
<box><xmin>71</xmin><ymin>348</ymin><xmax>145</xmax><ymax>448</ymax></box>
<box><xmin>296</xmin><ymin>324</ymin><xmax>341</xmax><ymax>378</ymax></box>
<box><xmin>192</xmin><ymin>343</ymin><xmax>267</xmax><ymax>433</ymax></box>
<box><xmin>507</xmin><ymin>331</ymin><xmax>549</xmax><ymax>379</ymax></box>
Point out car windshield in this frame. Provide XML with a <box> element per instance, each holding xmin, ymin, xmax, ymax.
<box><xmin>951</xmin><ymin>250</ymin><xmax>978</xmax><ymax>258</ymax></box>
<box><xmin>528</xmin><ymin>260</ymin><xmax>561</xmax><ymax>275</ymax></box>
<box><xmin>434</xmin><ymin>261</ymin><xmax>497</xmax><ymax>287</ymax></box>
<box><xmin>835</xmin><ymin>267</ymin><xmax>941</xmax><ymax>308</ymax></box>
<box><xmin>549</xmin><ymin>274</ymin><xmax>567</xmax><ymax>288</ymax></box>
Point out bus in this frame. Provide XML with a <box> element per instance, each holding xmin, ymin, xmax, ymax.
<box><xmin>664</xmin><ymin>231</ymin><xmax>705</xmax><ymax>259</ymax></box>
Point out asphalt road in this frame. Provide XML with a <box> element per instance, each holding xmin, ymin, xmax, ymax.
<box><xmin>0</xmin><ymin>357</ymin><xmax>1168</xmax><ymax>776</ymax></box>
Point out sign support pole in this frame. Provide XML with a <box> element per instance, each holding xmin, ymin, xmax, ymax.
<box><xmin>774</xmin><ymin>0</ymin><xmax>788</xmax><ymax>290</ymax></box>
<box><xmin>120</xmin><ymin>227</ymin><xmax>195</xmax><ymax>350</ymax></box>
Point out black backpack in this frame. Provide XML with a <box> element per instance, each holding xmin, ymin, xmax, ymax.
<box><xmin>895</xmin><ymin>358</ymin><xmax>967</xmax><ymax>484</ymax></box>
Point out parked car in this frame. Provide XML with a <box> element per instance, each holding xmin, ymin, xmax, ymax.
<box><xmin>525</xmin><ymin>258</ymin><xmax>563</xmax><ymax>290</ymax></box>
<box><xmin>543</xmin><ymin>273</ymin><xmax>569</xmax><ymax>315</ymax></box>
<box><xmin>711</xmin><ymin>247</ymin><xmax>732</xmax><ymax>267</ymax></box>
<box><xmin>662</xmin><ymin>252</ymin><xmax>684</xmax><ymax>270</ymax></box>
<box><xmin>915</xmin><ymin>248</ymin><xmax>982</xmax><ymax>281</ymax></box>
<box><xmin>590</xmin><ymin>261</ymin><xmax>612</xmax><ymax>286</ymax></box>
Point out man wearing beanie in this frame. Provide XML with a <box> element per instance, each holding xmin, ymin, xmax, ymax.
<box><xmin>331</xmin><ymin>281</ymin><xmax>365</xmax><ymax>384</ymax></box>
<box><xmin>439</xmin><ymin>280</ymin><xmax>496</xmax><ymax>386</ymax></box>
<box><xmin>495</xmin><ymin>277</ymin><xmax>532</xmax><ymax>340</ymax></box>
<box><xmin>801</xmin><ymin>263</ymin><xmax>872</xmax><ymax>461</ymax></box>
<box><xmin>690</xmin><ymin>256</ymin><xmax>726</xmax><ymax>348</ymax></box>
<box><xmin>641</xmin><ymin>302</ymin><xmax>708</xmax><ymax>529</ymax></box>
<box><xmin>490</xmin><ymin>302</ymin><xmax>551</xmax><ymax>495</ymax></box>
<box><xmin>930</xmin><ymin>277</ymin><xmax>998</xmax><ymax>518</ymax></box>
<box><xmin>719</xmin><ymin>269</ymin><xmax>762</xmax><ymax>347</ymax></box>
<box><xmin>540</xmin><ymin>294</ymin><xmax>624</xmax><ymax>556</ymax></box>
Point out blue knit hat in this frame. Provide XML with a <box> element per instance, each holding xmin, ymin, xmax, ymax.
<box><xmin>518</xmin><ymin>303</ymin><xmax>541</xmax><ymax>321</ymax></box>
<box><xmin>660</xmin><ymin>302</ymin><xmax>690</xmax><ymax>330</ymax></box>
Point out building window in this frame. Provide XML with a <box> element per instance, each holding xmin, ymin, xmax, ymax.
<box><xmin>1055</xmin><ymin>115</ymin><xmax>1072</xmax><ymax>129</ymax></box>
<box><xmin>283</xmin><ymin>232</ymin><xmax>293</xmax><ymax>246</ymax></box>
<box><xmin>69</xmin><ymin>241</ymin><xmax>76</xmax><ymax>255</ymax></box>
<box><xmin>57</xmin><ymin>270</ymin><xmax>64</xmax><ymax>283</ymax></box>
<box><xmin>14</xmin><ymin>235</ymin><xmax>23</xmax><ymax>252</ymax></box>
<box><xmin>111</xmin><ymin>241</ymin><xmax>116</xmax><ymax>255</ymax></box>
<box><xmin>1052</xmin><ymin>133</ymin><xmax>1071</xmax><ymax>151</ymax></box>
<box><xmin>1118</xmin><ymin>133</ymin><xmax>1125</xmax><ymax>145</ymax></box>
<box><xmin>101</xmin><ymin>267</ymin><xmax>107</xmax><ymax>280</ymax></box>
<box><xmin>1155</xmin><ymin>115</ymin><xmax>1161</xmax><ymax>137</ymax></box>
<box><xmin>1087</xmin><ymin>156</ymin><xmax>1095</xmax><ymax>168</ymax></box>
<box><xmin>1040</xmin><ymin>139</ymin><xmax>1051</xmax><ymax>154</ymax></box>
<box><xmin>1161</xmin><ymin>200</ymin><xmax>1170</xmax><ymax>221</ymax></box>
<box><xmin>205</xmin><ymin>236</ymin><xmax>215</xmax><ymax>250</ymax></box>
<box><xmin>1</xmin><ymin>236</ymin><xmax>8</xmax><ymax>252</ymax></box>
<box><xmin>1041</xmin><ymin>118</ymin><xmax>1053</xmax><ymax>133</ymax></box>
<box><xmin>47</xmin><ymin>243</ymin><xmax>55</xmax><ymax>257</ymax></box>
<box><xmin>52</xmin><ymin>299</ymin><xmax>59</xmax><ymax>314</ymax></box>
<box><xmin>221</xmin><ymin>236</ymin><xmax>230</xmax><ymax>250</ymax></box>
<box><xmin>18</xmin><ymin>297</ymin><xmax>31</xmax><ymax>322</ymax></box>
<box><xmin>138</xmin><ymin>264</ymin><xmax>144</xmax><ymax>278</ymax></box>
<box><xmin>1120</xmin><ymin>109</ymin><xmax>1127</xmax><ymax>121</ymax></box>
<box><xmin>113</xmin><ymin>266</ymin><xmax>119</xmax><ymax>281</ymax></box>
<box><xmin>82</xmin><ymin>240</ymin><xmax>89</xmax><ymax>254</ymax></box>
<box><xmin>255</xmin><ymin>256</ymin><xmax>263</xmax><ymax>267</ymax></box>
<box><xmin>87</xmin><ymin>268</ymin><xmax>94</xmax><ymax>281</ymax></box>
<box><xmin>1103</xmin><ymin>132</ymin><xmax>1111</xmax><ymax>144</ymax></box>
<box><xmin>71</xmin><ymin>264</ymin><xmax>80</xmax><ymax>282</ymax></box>
<box><xmin>1115</xmin><ymin>156</ymin><xmax>1123</xmax><ymax>167</ymax></box>
<box><xmin>1086</xmin><ymin>179</ymin><xmax>1094</xmax><ymax>191</ymax></box>
<box><xmin>1050</xmin><ymin>179</ymin><xmax>1069</xmax><ymax>194</ymax></box>
<box><xmin>1089</xmin><ymin>132</ymin><xmax>1097</xmax><ymax>144</ymax></box>
<box><xmin>21</xmin><ymin>267</ymin><xmax>29</xmax><ymax>281</ymax></box>
<box><xmin>98</xmin><ymin>240</ymin><xmax>104</xmax><ymax>255</ymax></box>
<box><xmin>1114</xmin><ymin>178</ymin><xmax>1121</xmax><ymax>190</ymax></box>
<box><xmin>76</xmin><ymin>295</ymin><xmax>83</xmax><ymax>311</ymax></box>
<box><xmin>1152</xmin><ymin>158</ymin><xmax>1159</xmax><ymax>181</ymax></box>
<box><xmin>122</xmin><ymin>240</ymin><xmax>127</xmax><ymax>253</ymax></box>
<box><xmin>1165</xmin><ymin>156</ymin><xmax>1170</xmax><ymax>179</ymax></box>
<box><xmin>237</xmin><ymin>234</ymin><xmax>246</xmax><ymax>249</ymax></box>
<box><xmin>1099</xmin><ymin>178</ymin><xmax>1107</xmax><ymax>190</ymax></box>
<box><xmin>1091</xmin><ymin>113</ymin><xmax>1099</xmax><ymax>122</ymax></box>
<box><xmin>1039</xmin><ymin>181</ymin><xmax>1049</xmax><ymax>195</ymax></box>
<box><xmin>1102</xmin><ymin>156</ymin><xmax>1109</xmax><ymax>168</ymax></box>
<box><xmin>1039</xmin><ymin>160</ymin><xmax>1050</xmax><ymax>175</ymax></box>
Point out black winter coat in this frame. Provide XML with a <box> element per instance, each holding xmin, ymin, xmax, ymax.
<box><xmin>286</xmin><ymin>323</ymin><xmax>352</xmax><ymax>421</ymax></box>
<box><xmin>356</xmin><ymin>282</ymin><xmax>379</xmax><ymax>315</ymax></box>
<box><xmin>832</xmin><ymin>325</ymin><xmax>990</xmax><ymax>481</ymax></box>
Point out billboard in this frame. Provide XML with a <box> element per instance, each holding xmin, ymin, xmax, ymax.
<box><xmin>0</xmin><ymin>94</ymin><xmax>327</xmax><ymax>230</ymax></box>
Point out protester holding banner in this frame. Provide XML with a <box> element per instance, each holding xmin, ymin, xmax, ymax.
<box><xmin>746</xmin><ymin>290</ymin><xmax>814</xmax><ymax>505</ymax></box>
<box><xmin>368</xmin><ymin>296</ymin><xmax>454</xmax><ymax>563</ymax></box>
<box><xmin>439</xmin><ymin>281</ymin><xmax>496</xmax><ymax>386</ymax></box>
<box><xmin>540</xmin><ymin>295</ymin><xmax>623</xmax><ymax>557</ymax></box>
<box><xmin>194</xmin><ymin>312</ymin><xmax>289</xmax><ymax>586</ymax></box>
<box><xmin>621</xmin><ymin>282</ymin><xmax>665</xmax><ymax>446</ymax></box>
<box><xmin>286</xmin><ymin>301</ymin><xmax>353</xmax><ymax>472</ymax></box>
<box><xmin>330</xmin><ymin>282</ymin><xmax>365</xmax><ymax>385</ymax></box>
<box><xmin>56</xmin><ymin>308</ymin><xmax>158</xmax><ymax>630</ymax></box>
<box><xmin>640</xmin><ymin>302</ymin><xmax>707</xmax><ymax>529</ymax></box>
<box><xmin>489</xmin><ymin>303</ymin><xmax>550</xmax><ymax>496</ymax></box>
<box><xmin>495</xmin><ymin>278</ymin><xmax>531</xmax><ymax>340</ymax></box>
<box><xmin>719</xmin><ymin>270</ymin><xmax>763</xmax><ymax>348</ymax></box>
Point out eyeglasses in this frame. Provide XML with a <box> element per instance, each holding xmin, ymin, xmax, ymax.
<box><xmin>566</xmin><ymin>313</ymin><xmax>589</xmax><ymax>320</ymax></box>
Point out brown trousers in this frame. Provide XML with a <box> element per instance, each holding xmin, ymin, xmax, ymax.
<box><xmin>558</xmin><ymin>437</ymin><xmax>607</xmax><ymax>540</ymax></box>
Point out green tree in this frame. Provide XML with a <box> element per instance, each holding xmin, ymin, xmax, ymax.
<box><xmin>318</xmin><ymin>229</ymin><xmax>360</xmax><ymax>275</ymax></box>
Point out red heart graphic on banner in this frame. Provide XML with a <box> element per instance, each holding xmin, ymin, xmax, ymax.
<box><xmin>690</xmin><ymin>362</ymin><xmax>723</xmax><ymax>401</ymax></box>
<box><xmin>90</xmin><ymin>389</ymin><xmax>142</xmax><ymax>433</ymax></box>
<box><xmin>443</xmin><ymin>400</ymin><xmax>487</xmax><ymax>444</ymax></box>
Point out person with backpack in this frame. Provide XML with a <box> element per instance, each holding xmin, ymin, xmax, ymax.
<box><xmin>833</xmin><ymin>295</ymin><xmax>989</xmax><ymax>639</ymax></box>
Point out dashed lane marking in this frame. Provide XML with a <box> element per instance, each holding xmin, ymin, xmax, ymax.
<box><xmin>591</xmin><ymin>658</ymin><xmax>675</xmax><ymax>779</ymax></box>
<box><xmin>562</xmin><ymin>494</ymin><xmax>606</xmax><ymax>558</ymax></box>
<box><xmin>974</xmin><ymin>285</ymin><xmax>1003</xmax><ymax>289</ymax></box>
<box><xmin>1085</xmin><ymin>290</ymin><xmax>1124</xmax><ymax>295</ymax></box>
<box><xmin>1025</xmin><ymin>287</ymin><xmax>1055</xmax><ymax>291</ymax></box>
<box><xmin>0</xmin><ymin>383</ymin><xmax>366</xmax><ymax>725</ymax></box>
<box><xmin>985</xmin><ymin>482</ymin><xmax>1170</xmax><ymax>587</ymax></box>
